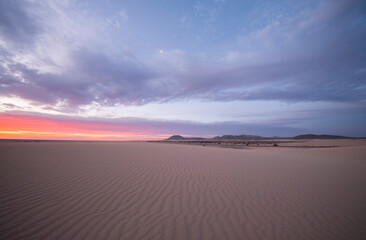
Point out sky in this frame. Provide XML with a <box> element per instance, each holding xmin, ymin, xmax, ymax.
<box><xmin>0</xmin><ymin>0</ymin><xmax>366</xmax><ymax>140</ymax></box>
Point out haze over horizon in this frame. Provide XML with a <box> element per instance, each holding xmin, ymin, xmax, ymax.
<box><xmin>1</xmin><ymin>0</ymin><xmax>366</xmax><ymax>140</ymax></box>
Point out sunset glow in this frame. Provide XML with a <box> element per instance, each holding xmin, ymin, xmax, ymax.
<box><xmin>0</xmin><ymin>114</ymin><xmax>166</xmax><ymax>140</ymax></box>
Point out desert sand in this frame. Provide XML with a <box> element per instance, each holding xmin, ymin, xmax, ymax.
<box><xmin>0</xmin><ymin>140</ymin><xmax>365</xmax><ymax>239</ymax></box>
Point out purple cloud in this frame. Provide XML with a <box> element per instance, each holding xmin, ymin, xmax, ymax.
<box><xmin>0</xmin><ymin>0</ymin><xmax>365</xmax><ymax>109</ymax></box>
<box><xmin>0</xmin><ymin>0</ymin><xmax>43</xmax><ymax>46</ymax></box>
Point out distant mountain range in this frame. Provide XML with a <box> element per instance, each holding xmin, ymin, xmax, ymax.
<box><xmin>212</xmin><ymin>134</ymin><xmax>265</xmax><ymax>140</ymax></box>
<box><xmin>165</xmin><ymin>134</ymin><xmax>354</xmax><ymax>141</ymax></box>
<box><xmin>293</xmin><ymin>134</ymin><xmax>352</xmax><ymax>139</ymax></box>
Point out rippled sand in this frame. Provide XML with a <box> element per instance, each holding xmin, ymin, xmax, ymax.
<box><xmin>0</xmin><ymin>141</ymin><xmax>365</xmax><ymax>239</ymax></box>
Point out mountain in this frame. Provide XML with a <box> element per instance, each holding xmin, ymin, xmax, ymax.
<box><xmin>165</xmin><ymin>133</ymin><xmax>355</xmax><ymax>141</ymax></box>
<box><xmin>166</xmin><ymin>134</ymin><xmax>266</xmax><ymax>141</ymax></box>
<box><xmin>213</xmin><ymin>134</ymin><xmax>266</xmax><ymax>140</ymax></box>
<box><xmin>166</xmin><ymin>135</ymin><xmax>205</xmax><ymax>140</ymax></box>
<box><xmin>293</xmin><ymin>134</ymin><xmax>351</xmax><ymax>139</ymax></box>
<box><xmin>166</xmin><ymin>135</ymin><xmax>185</xmax><ymax>140</ymax></box>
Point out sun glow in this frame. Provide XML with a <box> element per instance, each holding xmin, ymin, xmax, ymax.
<box><xmin>0</xmin><ymin>114</ymin><xmax>166</xmax><ymax>141</ymax></box>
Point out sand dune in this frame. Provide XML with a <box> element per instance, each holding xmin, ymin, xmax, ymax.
<box><xmin>0</xmin><ymin>141</ymin><xmax>365</xmax><ymax>239</ymax></box>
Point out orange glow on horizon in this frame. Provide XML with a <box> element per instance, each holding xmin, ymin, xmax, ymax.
<box><xmin>0</xmin><ymin>114</ymin><xmax>167</xmax><ymax>141</ymax></box>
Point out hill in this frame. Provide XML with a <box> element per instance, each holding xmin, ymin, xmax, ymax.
<box><xmin>165</xmin><ymin>133</ymin><xmax>354</xmax><ymax>141</ymax></box>
<box><xmin>212</xmin><ymin>134</ymin><xmax>266</xmax><ymax>140</ymax></box>
<box><xmin>293</xmin><ymin>134</ymin><xmax>351</xmax><ymax>139</ymax></box>
<box><xmin>166</xmin><ymin>135</ymin><xmax>205</xmax><ymax>141</ymax></box>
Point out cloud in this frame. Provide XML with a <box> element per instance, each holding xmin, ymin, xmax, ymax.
<box><xmin>119</xmin><ymin>9</ymin><xmax>128</xmax><ymax>22</ymax></box>
<box><xmin>177</xmin><ymin>0</ymin><xmax>366</xmax><ymax>102</ymax></box>
<box><xmin>0</xmin><ymin>0</ymin><xmax>43</xmax><ymax>47</ymax></box>
<box><xmin>0</xmin><ymin>0</ymin><xmax>365</xmax><ymax>111</ymax></box>
<box><xmin>107</xmin><ymin>9</ymin><xmax>128</xmax><ymax>28</ymax></box>
<box><xmin>0</xmin><ymin>47</ymin><xmax>158</xmax><ymax>108</ymax></box>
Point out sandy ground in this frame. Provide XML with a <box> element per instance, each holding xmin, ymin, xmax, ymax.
<box><xmin>0</xmin><ymin>141</ymin><xmax>365</xmax><ymax>240</ymax></box>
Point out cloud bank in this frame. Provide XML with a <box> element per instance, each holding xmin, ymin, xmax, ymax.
<box><xmin>0</xmin><ymin>0</ymin><xmax>365</xmax><ymax>110</ymax></box>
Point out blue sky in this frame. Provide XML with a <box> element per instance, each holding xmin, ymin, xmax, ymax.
<box><xmin>0</xmin><ymin>0</ymin><xmax>366</xmax><ymax>139</ymax></box>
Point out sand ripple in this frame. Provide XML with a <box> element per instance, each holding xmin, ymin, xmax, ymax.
<box><xmin>0</xmin><ymin>142</ymin><xmax>365</xmax><ymax>239</ymax></box>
